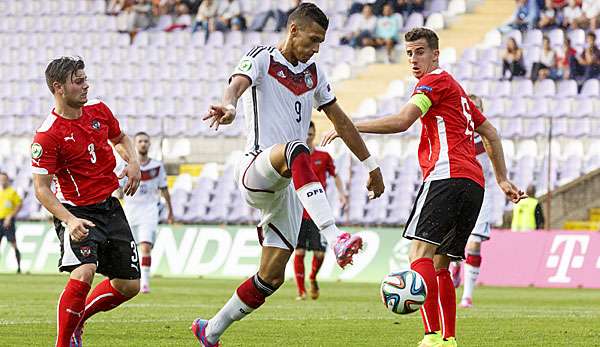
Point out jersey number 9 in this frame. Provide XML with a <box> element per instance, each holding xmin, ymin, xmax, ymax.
<box><xmin>294</xmin><ymin>101</ymin><xmax>302</xmax><ymax>123</ymax></box>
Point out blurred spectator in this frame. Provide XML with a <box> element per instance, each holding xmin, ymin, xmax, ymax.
<box><xmin>164</xmin><ymin>2</ymin><xmax>192</xmax><ymax>32</ymax></box>
<box><xmin>562</xmin><ymin>0</ymin><xmax>583</xmax><ymax>29</ymax></box>
<box><xmin>502</xmin><ymin>37</ymin><xmax>526</xmax><ymax>80</ymax></box>
<box><xmin>511</xmin><ymin>185</ymin><xmax>545</xmax><ymax>231</ymax></box>
<box><xmin>114</xmin><ymin>0</ymin><xmax>153</xmax><ymax>34</ymax></box>
<box><xmin>249</xmin><ymin>0</ymin><xmax>299</xmax><ymax>32</ymax></box>
<box><xmin>509</xmin><ymin>0</ymin><xmax>540</xmax><ymax>31</ymax></box>
<box><xmin>374</xmin><ymin>3</ymin><xmax>403</xmax><ymax>63</ymax></box>
<box><xmin>215</xmin><ymin>0</ymin><xmax>246</xmax><ymax>31</ymax></box>
<box><xmin>393</xmin><ymin>0</ymin><xmax>410</xmax><ymax>17</ymax></box>
<box><xmin>340</xmin><ymin>4</ymin><xmax>377</xmax><ymax>48</ymax></box>
<box><xmin>348</xmin><ymin>0</ymin><xmax>377</xmax><ymax>16</ymax></box>
<box><xmin>581</xmin><ymin>0</ymin><xmax>600</xmax><ymax>30</ymax></box>
<box><xmin>538</xmin><ymin>0</ymin><xmax>561</xmax><ymax>29</ymax></box>
<box><xmin>531</xmin><ymin>36</ymin><xmax>558</xmax><ymax>80</ymax></box>
<box><xmin>569</xmin><ymin>31</ymin><xmax>600</xmax><ymax>82</ymax></box>
<box><xmin>556</xmin><ymin>37</ymin><xmax>577</xmax><ymax>79</ymax></box>
<box><xmin>191</xmin><ymin>0</ymin><xmax>218</xmax><ymax>39</ymax></box>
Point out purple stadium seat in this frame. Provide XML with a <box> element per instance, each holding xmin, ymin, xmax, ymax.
<box><xmin>527</xmin><ymin>97</ymin><xmax>549</xmax><ymax>118</ymax></box>
<box><xmin>552</xmin><ymin>98</ymin><xmax>572</xmax><ymax>117</ymax></box>
<box><xmin>534</xmin><ymin>79</ymin><xmax>556</xmax><ymax>97</ymax></box>
<box><xmin>575</xmin><ymin>98</ymin><xmax>594</xmax><ymax>117</ymax></box>
<box><xmin>404</xmin><ymin>13</ymin><xmax>424</xmax><ymax>32</ymax></box>
<box><xmin>509</xmin><ymin>97</ymin><xmax>528</xmax><ymax>117</ymax></box>
<box><xmin>547</xmin><ymin>28</ymin><xmax>565</xmax><ymax>47</ymax></box>
<box><xmin>491</xmin><ymin>80</ymin><xmax>511</xmax><ymax>98</ymax></box>
<box><xmin>567</xmin><ymin>29</ymin><xmax>586</xmax><ymax>49</ymax></box>
<box><xmin>580</xmin><ymin>79</ymin><xmax>600</xmax><ymax>97</ymax></box>
<box><xmin>523</xmin><ymin>29</ymin><xmax>543</xmax><ymax>47</ymax></box>
<box><xmin>557</xmin><ymin>80</ymin><xmax>578</xmax><ymax>98</ymax></box>
<box><xmin>504</xmin><ymin>30</ymin><xmax>522</xmax><ymax>46</ymax></box>
<box><xmin>511</xmin><ymin>79</ymin><xmax>533</xmax><ymax>98</ymax></box>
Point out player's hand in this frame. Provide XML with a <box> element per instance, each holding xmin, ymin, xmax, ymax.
<box><xmin>203</xmin><ymin>104</ymin><xmax>236</xmax><ymax>130</ymax></box>
<box><xmin>167</xmin><ymin>212</ymin><xmax>175</xmax><ymax>224</ymax></box>
<box><xmin>498</xmin><ymin>179</ymin><xmax>527</xmax><ymax>203</ymax></box>
<box><xmin>66</xmin><ymin>216</ymin><xmax>95</xmax><ymax>242</ymax></box>
<box><xmin>320</xmin><ymin>129</ymin><xmax>339</xmax><ymax>146</ymax></box>
<box><xmin>119</xmin><ymin>162</ymin><xmax>141</xmax><ymax>196</ymax></box>
<box><xmin>3</xmin><ymin>217</ymin><xmax>12</xmax><ymax>228</ymax></box>
<box><xmin>366</xmin><ymin>168</ymin><xmax>385</xmax><ymax>200</ymax></box>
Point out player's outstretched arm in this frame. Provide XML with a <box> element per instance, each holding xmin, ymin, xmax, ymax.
<box><xmin>160</xmin><ymin>187</ymin><xmax>175</xmax><ymax>224</ymax></box>
<box><xmin>321</xmin><ymin>103</ymin><xmax>421</xmax><ymax>145</ymax></box>
<box><xmin>475</xmin><ymin>120</ymin><xmax>526</xmax><ymax>203</ymax></box>
<box><xmin>111</xmin><ymin>132</ymin><xmax>141</xmax><ymax>196</ymax></box>
<box><xmin>33</xmin><ymin>174</ymin><xmax>95</xmax><ymax>242</ymax></box>
<box><xmin>321</xmin><ymin>102</ymin><xmax>385</xmax><ymax>199</ymax></box>
<box><xmin>203</xmin><ymin>75</ymin><xmax>251</xmax><ymax>130</ymax></box>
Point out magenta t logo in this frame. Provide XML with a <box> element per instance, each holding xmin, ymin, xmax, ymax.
<box><xmin>546</xmin><ymin>235</ymin><xmax>589</xmax><ymax>283</ymax></box>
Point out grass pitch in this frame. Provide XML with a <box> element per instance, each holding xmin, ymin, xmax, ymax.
<box><xmin>1</xmin><ymin>274</ymin><xmax>599</xmax><ymax>346</ymax></box>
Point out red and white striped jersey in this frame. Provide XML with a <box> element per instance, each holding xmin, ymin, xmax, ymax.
<box><xmin>31</xmin><ymin>99</ymin><xmax>121</xmax><ymax>206</ymax></box>
<box><xmin>411</xmin><ymin>69</ymin><xmax>486</xmax><ymax>187</ymax></box>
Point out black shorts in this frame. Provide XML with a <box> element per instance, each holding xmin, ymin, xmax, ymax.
<box><xmin>403</xmin><ymin>178</ymin><xmax>484</xmax><ymax>260</ymax></box>
<box><xmin>0</xmin><ymin>219</ymin><xmax>16</xmax><ymax>242</ymax></box>
<box><xmin>296</xmin><ymin>218</ymin><xmax>327</xmax><ymax>252</ymax></box>
<box><xmin>54</xmin><ymin>197</ymin><xmax>140</xmax><ymax>280</ymax></box>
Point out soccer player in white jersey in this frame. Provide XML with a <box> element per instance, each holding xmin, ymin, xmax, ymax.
<box><xmin>123</xmin><ymin>132</ymin><xmax>174</xmax><ymax>294</ymax></box>
<box><xmin>191</xmin><ymin>3</ymin><xmax>385</xmax><ymax>346</ymax></box>
<box><xmin>449</xmin><ymin>95</ymin><xmax>496</xmax><ymax>308</ymax></box>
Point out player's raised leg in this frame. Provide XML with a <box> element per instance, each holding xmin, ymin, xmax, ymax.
<box><xmin>268</xmin><ymin>142</ymin><xmax>362</xmax><ymax>268</ymax></box>
<box><xmin>193</xmin><ymin>247</ymin><xmax>290</xmax><ymax>346</ymax></box>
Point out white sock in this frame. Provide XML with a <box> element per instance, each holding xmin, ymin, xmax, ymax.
<box><xmin>320</xmin><ymin>224</ymin><xmax>343</xmax><ymax>246</ymax></box>
<box><xmin>206</xmin><ymin>292</ymin><xmax>254</xmax><ymax>344</ymax></box>
<box><xmin>462</xmin><ymin>263</ymin><xmax>480</xmax><ymax>300</ymax></box>
<box><xmin>295</xmin><ymin>182</ymin><xmax>336</xmax><ymax>230</ymax></box>
<box><xmin>141</xmin><ymin>265</ymin><xmax>150</xmax><ymax>288</ymax></box>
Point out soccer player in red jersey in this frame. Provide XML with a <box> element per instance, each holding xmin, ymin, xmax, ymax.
<box><xmin>294</xmin><ymin>121</ymin><xmax>348</xmax><ymax>300</ymax></box>
<box><xmin>323</xmin><ymin>28</ymin><xmax>526</xmax><ymax>346</ymax></box>
<box><xmin>31</xmin><ymin>57</ymin><xmax>142</xmax><ymax>347</ymax></box>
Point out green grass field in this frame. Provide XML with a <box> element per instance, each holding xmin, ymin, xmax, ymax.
<box><xmin>1</xmin><ymin>274</ymin><xmax>599</xmax><ymax>346</ymax></box>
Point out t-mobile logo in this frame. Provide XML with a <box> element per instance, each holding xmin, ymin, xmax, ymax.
<box><xmin>306</xmin><ymin>188</ymin><xmax>324</xmax><ymax>197</ymax></box>
<box><xmin>546</xmin><ymin>235</ymin><xmax>589</xmax><ymax>283</ymax></box>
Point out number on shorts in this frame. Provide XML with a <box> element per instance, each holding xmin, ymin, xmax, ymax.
<box><xmin>88</xmin><ymin>143</ymin><xmax>97</xmax><ymax>164</ymax></box>
<box><xmin>294</xmin><ymin>101</ymin><xmax>302</xmax><ymax>123</ymax></box>
<box><xmin>130</xmin><ymin>241</ymin><xmax>139</xmax><ymax>263</ymax></box>
<box><xmin>460</xmin><ymin>97</ymin><xmax>475</xmax><ymax>140</ymax></box>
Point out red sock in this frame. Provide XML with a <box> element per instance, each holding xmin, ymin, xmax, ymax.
<box><xmin>141</xmin><ymin>256</ymin><xmax>151</xmax><ymax>267</ymax></box>
<box><xmin>465</xmin><ymin>254</ymin><xmax>482</xmax><ymax>267</ymax></box>
<box><xmin>56</xmin><ymin>279</ymin><xmax>91</xmax><ymax>347</ymax></box>
<box><xmin>309</xmin><ymin>255</ymin><xmax>324</xmax><ymax>281</ymax></box>
<box><xmin>289</xmin><ymin>149</ymin><xmax>319</xmax><ymax>189</ymax></box>
<box><xmin>294</xmin><ymin>253</ymin><xmax>306</xmax><ymax>295</ymax></box>
<box><xmin>411</xmin><ymin>258</ymin><xmax>440</xmax><ymax>333</ymax></box>
<box><xmin>437</xmin><ymin>269</ymin><xmax>456</xmax><ymax>339</ymax></box>
<box><xmin>79</xmin><ymin>279</ymin><xmax>131</xmax><ymax>326</ymax></box>
<box><xmin>236</xmin><ymin>274</ymin><xmax>275</xmax><ymax>309</ymax></box>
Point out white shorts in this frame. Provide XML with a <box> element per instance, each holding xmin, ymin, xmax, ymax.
<box><xmin>469</xmin><ymin>221</ymin><xmax>491</xmax><ymax>243</ymax></box>
<box><xmin>235</xmin><ymin>146</ymin><xmax>303</xmax><ymax>252</ymax></box>
<box><xmin>130</xmin><ymin>222</ymin><xmax>158</xmax><ymax>245</ymax></box>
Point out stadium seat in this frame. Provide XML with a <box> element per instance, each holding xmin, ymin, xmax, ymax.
<box><xmin>580</xmin><ymin>79</ymin><xmax>600</xmax><ymax>97</ymax></box>
<box><xmin>523</xmin><ymin>29</ymin><xmax>543</xmax><ymax>47</ymax></box>
<box><xmin>404</xmin><ymin>13</ymin><xmax>425</xmax><ymax>32</ymax></box>
<box><xmin>534</xmin><ymin>79</ymin><xmax>556</xmax><ymax>97</ymax></box>
<box><xmin>425</xmin><ymin>13</ymin><xmax>445</xmax><ymax>30</ymax></box>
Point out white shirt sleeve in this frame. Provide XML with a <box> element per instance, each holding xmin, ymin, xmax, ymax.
<box><xmin>314</xmin><ymin>65</ymin><xmax>336</xmax><ymax>111</ymax></box>
<box><xmin>230</xmin><ymin>46</ymin><xmax>270</xmax><ymax>87</ymax></box>
<box><xmin>159</xmin><ymin>162</ymin><xmax>168</xmax><ymax>189</ymax></box>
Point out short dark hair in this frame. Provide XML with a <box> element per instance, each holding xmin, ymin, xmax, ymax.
<box><xmin>287</xmin><ymin>3</ymin><xmax>329</xmax><ymax>31</ymax></box>
<box><xmin>134</xmin><ymin>131</ymin><xmax>150</xmax><ymax>138</ymax></box>
<box><xmin>309</xmin><ymin>121</ymin><xmax>315</xmax><ymax>129</ymax></box>
<box><xmin>0</xmin><ymin>172</ymin><xmax>8</xmax><ymax>178</ymax></box>
<box><xmin>45</xmin><ymin>56</ymin><xmax>85</xmax><ymax>94</ymax></box>
<box><xmin>404</xmin><ymin>27</ymin><xmax>439</xmax><ymax>50</ymax></box>
<box><xmin>587</xmin><ymin>32</ymin><xmax>596</xmax><ymax>40</ymax></box>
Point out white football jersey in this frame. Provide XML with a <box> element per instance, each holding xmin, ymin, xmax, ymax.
<box><xmin>124</xmin><ymin>158</ymin><xmax>167</xmax><ymax>224</ymax></box>
<box><xmin>474</xmin><ymin>135</ymin><xmax>495</xmax><ymax>223</ymax></box>
<box><xmin>231</xmin><ymin>46</ymin><xmax>336</xmax><ymax>152</ymax></box>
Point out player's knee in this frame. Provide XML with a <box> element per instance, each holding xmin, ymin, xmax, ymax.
<box><xmin>285</xmin><ymin>140</ymin><xmax>309</xmax><ymax>168</ymax></box>
<box><xmin>70</xmin><ymin>264</ymin><xmax>97</xmax><ymax>284</ymax></box>
<box><xmin>408</xmin><ymin>240</ymin><xmax>436</xmax><ymax>262</ymax></box>
<box><xmin>314</xmin><ymin>252</ymin><xmax>325</xmax><ymax>261</ymax></box>
<box><xmin>295</xmin><ymin>249</ymin><xmax>306</xmax><ymax>256</ymax></box>
<box><xmin>258</xmin><ymin>272</ymin><xmax>285</xmax><ymax>289</ymax></box>
<box><xmin>113</xmin><ymin>280</ymin><xmax>140</xmax><ymax>298</ymax></box>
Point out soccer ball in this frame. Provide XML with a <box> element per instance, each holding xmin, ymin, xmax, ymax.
<box><xmin>380</xmin><ymin>270</ymin><xmax>427</xmax><ymax>315</ymax></box>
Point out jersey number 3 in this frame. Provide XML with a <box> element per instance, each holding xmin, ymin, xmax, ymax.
<box><xmin>460</xmin><ymin>97</ymin><xmax>475</xmax><ymax>139</ymax></box>
<box><xmin>88</xmin><ymin>144</ymin><xmax>97</xmax><ymax>164</ymax></box>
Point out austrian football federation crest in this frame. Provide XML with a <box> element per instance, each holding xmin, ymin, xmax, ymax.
<box><xmin>91</xmin><ymin>119</ymin><xmax>100</xmax><ymax>130</ymax></box>
<box><xmin>80</xmin><ymin>246</ymin><xmax>92</xmax><ymax>258</ymax></box>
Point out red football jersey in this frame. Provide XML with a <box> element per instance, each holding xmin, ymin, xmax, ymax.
<box><xmin>303</xmin><ymin>149</ymin><xmax>336</xmax><ymax>219</ymax></box>
<box><xmin>31</xmin><ymin>100</ymin><xmax>122</xmax><ymax>206</ymax></box>
<box><xmin>411</xmin><ymin>69</ymin><xmax>486</xmax><ymax>187</ymax></box>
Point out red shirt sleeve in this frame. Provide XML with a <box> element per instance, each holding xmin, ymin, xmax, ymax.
<box><xmin>411</xmin><ymin>73</ymin><xmax>448</xmax><ymax>107</ymax></box>
<box><xmin>31</xmin><ymin>132</ymin><xmax>59</xmax><ymax>175</ymax></box>
<box><xmin>101</xmin><ymin>102</ymin><xmax>122</xmax><ymax>140</ymax></box>
<box><xmin>325</xmin><ymin>153</ymin><xmax>336</xmax><ymax>177</ymax></box>
<box><xmin>467</xmin><ymin>98</ymin><xmax>487</xmax><ymax>128</ymax></box>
